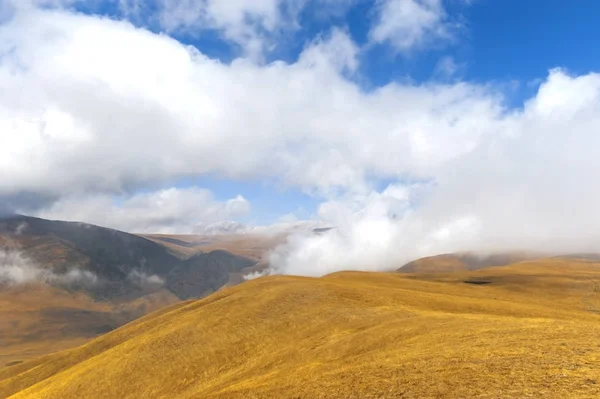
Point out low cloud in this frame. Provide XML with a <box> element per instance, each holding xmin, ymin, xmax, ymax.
<box><xmin>243</xmin><ymin>270</ymin><xmax>269</xmax><ymax>281</ymax></box>
<box><xmin>127</xmin><ymin>269</ymin><xmax>164</xmax><ymax>289</ymax></box>
<box><xmin>269</xmin><ymin>70</ymin><xmax>600</xmax><ymax>276</ymax></box>
<box><xmin>0</xmin><ymin>249</ymin><xmax>98</xmax><ymax>286</ymax></box>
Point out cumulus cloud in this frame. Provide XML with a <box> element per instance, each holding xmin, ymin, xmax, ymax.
<box><xmin>5</xmin><ymin>0</ymin><xmax>359</xmax><ymax>59</ymax></box>
<box><xmin>154</xmin><ymin>0</ymin><xmax>357</xmax><ymax>58</ymax></box>
<box><xmin>156</xmin><ymin>0</ymin><xmax>291</xmax><ymax>58</ymax></box>
<box><xmin>370</xmin><ymin>0</ymin><xmax>459</xmax><ymax>52</ymax></box>
<box><xmin>0</xmin><ymin>249</ymin><xmax>98</xmax><ymax>286</ymax></box>
<box><xmin>32</xmin><ymin>188</ymin><xmax>251</xmax><ymax>234</ymax></box>
<box><xmin>269</xmin><ymin>69</ymin><xmax>600</xmax><ymax>276</ymax></box>
<box><xmin>3</xmin><ymin>4</ymin><xmax>600</xmax><ymax>278</ymax></box>
<box><xmin>0</xmin><ymin>7</ymin><xmax>497</xmax><ymax>199</ymax></box>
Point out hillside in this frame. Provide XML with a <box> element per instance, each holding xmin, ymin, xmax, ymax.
<box><xmin>0</xmin><ymin>215</ymin><xmax>258</xmax><ymax>366</ymax></box>
<box><xmin>3</xmin><ymin>258</ymin><xmax>600</xmax><ymax>398</ymax></box>
<box><xmin>398</xmin><ymin>252</ymin><xmax>541</xmax><ymax>273</ymax></box>
<box><xmin>0</xmin><ymin>215</ymin><xmax>259</xmax><ymax>301</ymax></box>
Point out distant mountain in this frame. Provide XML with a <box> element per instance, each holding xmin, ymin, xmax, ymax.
<box><xmin>166</xmin><ymin>250</ymin><xmax>257</xmax><ymax>299</ymax></box>
<box><xmin>193</xmin><ymin>221</ymin><xmax>249</xmax><ymax>235</ymax></box>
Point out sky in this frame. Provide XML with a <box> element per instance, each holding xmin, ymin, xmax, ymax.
<box><xmin>2</xmin><ymin>0</ymin><xmax>600</xmax><ymax>275</ymax></box>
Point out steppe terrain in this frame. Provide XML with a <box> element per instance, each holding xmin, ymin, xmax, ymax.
<box><xmin>3</xmin><ymin>258</ymin><xmax>600</xmax><ymax>398</ymax></box>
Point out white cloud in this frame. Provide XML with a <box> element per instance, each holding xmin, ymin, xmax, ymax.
<box><xmin>299</xmin><ymin>27</ymin><xmax>359</xmax><ymax>73</ymax></box>
<box><xmin>127</xmin><ymin>269</ymin><xmax>164</xmax><ymax>288</ymax></box>
<box><xmin>0</xmin><ymin>249</ymin><xmax>98</xmax><ymax>286</ymax></box>
<box><xmin>434</xmin><ymin>55</ymin><xmax>464</xmax><ymax>78</ymax></box>
<box><xmin>118</xmin><ymin>0</ymin><xmax>146</xmax><ymax>19</ymax></box>
<box><xmin>0</xmin><ymin>8</ymin><xmax>499</xmax><ymax>200</ymax></box>
<box><xmin>243</xmin><ymin>270</ymin><xmax>268</xmax><ymax>280</ymax></box>
<box><xmin>369</xmin><ymin>0</ymin><xmax>458</xmax><ymax>52</ymax></box>
<box><xmin>155</xmin><ymin>0</ymin><xmax>357</xmax><ymax>58</ymax></box>
<box><xmin>32</xmin><ymin>188</ymin><xmax>251</xmax><ymax>233</ymax></box>
<box><xmin>269</xmin><ymin>69</ymin><xmax>600</xmax><ymax>276</ymax></box>
<box><xmin>156</xmin><ymin>0</ymin><xmax>285</xmax><ymax>58</ymax></box>
<box><xmin>3</xmin><ymin>6</ymin><xmax>600</xmax><ymax>277</ymax></box>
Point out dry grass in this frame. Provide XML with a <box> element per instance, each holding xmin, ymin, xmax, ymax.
<box><xmin>0</xmin><ymin>285</ymin><xmax>179</xmax><ymax>368</ymax></box>
<box><xmin>3</xmin><ymin>258</ymin><xmax>600</xmax><ymax>398</ymax></box>
<box><xmin>397</xmin><ymin>252</ymin><xmax>541</xmax><ymax>273</ymax></box>
<box><xmin>0</xmin><ymin>284</ymin><xmax>113</xmax><ymax>367</ymax></box>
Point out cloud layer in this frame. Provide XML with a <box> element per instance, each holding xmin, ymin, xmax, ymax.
<box><xmin>0</xmin><ymin>8</ymin><xmax>497</xmax><ymax>199</ymax></box>
<box><xmin>35</xmin><ymin>188</ymin><xmax>250</xmax><ymax>234</ymax></box>
<box><xmin>3</xmin><ymin>3</ymin><xmax>600</xmax><ymax>276</ymax></box>
<box><xmin>269</xmin><ymin>69</ymin><xmax>600</xmax><ymax>275</ymax></box>
<box><xmin>0</xmin><ymin>249</ymin><xmax>98</xmax><ymax>286</ymax></box>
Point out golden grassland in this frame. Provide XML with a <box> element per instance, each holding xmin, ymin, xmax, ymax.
<box><xmin>0</xmin><ymin>284</ymin><xmax>113</xmax><ymax>367</ymax></box>
<box><xmin>397</xmin><ymin>252</ymin><xmax>542</xmax><ymax>273</ymax></box>
<box><xmin>0</xmin><ymin>285</ymin><xmax>179</xmax><ymax>368</ymax></box>
<box><xmin>3</xmin><ymin>258</ymin><xmax>600</xmax><ymax>398</ymax></box>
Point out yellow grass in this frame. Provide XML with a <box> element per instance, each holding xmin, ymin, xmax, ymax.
<box><xmin>3</xmin><ymin>258</ymin><xmax>600</xmax><ymax>398</ymax></box>
<box><xmin>0</xmin><ymin>285</ymin><xmax>179</xmax><ymax>368</ymax></box>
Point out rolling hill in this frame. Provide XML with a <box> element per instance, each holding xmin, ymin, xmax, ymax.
<box><xmin>3</xmin><ymin>258</ymin><xmax>600</xmax><ymax>398</ymax></box>
<box><xmin>397</xmin><ymin>252</ymin><xmax>541</xmax><ymax>274</ymax></box>
<box><xmin>0</xmin><ymin>215</ymin><xmax>259</xmax><ymax>366</ymax></box>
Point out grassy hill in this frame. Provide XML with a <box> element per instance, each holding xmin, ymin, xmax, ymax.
<box><xmin>0</xmin><ymin>282</ymin><xmax>180</xmax><ymax>367</ymax></box>
<box><xmin>3</xmin><ymin>258</ymin><xmax>600</xmax><ymax>398</ymax></box>
<box><xmin>0</xmin><ymin>215</ymin><xmax>258</xmax><ymax>367</ymax></box>
<box><xmin>397</xmin><ymin>252</ymin><xmax>541</xmax><ymax>273</ymax></box>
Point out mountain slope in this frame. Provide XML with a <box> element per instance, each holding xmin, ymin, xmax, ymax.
<box><xmin>0</xmin><ymin>215</ymin><xmax>258</xmax><ymax>300</ymax></box>
<box><xmin>166</xmin><ymin>250</ymin><xmax>257</xmax><ymax>298</ymax></box>
<box><xmin>1</xmin><ymin>215</ymin><xmax>180</xmax><ymax>286</ymax></box>
<box><xmin>0</xmin><ymin>215</ymin><xmax>258</xmax><ymax>366</ymax></box>
<box><xmin>397</xmin><ymin>252</ymin><xmax>539</xmax><ymax>273</ymax></box>
<box><xmin>0</xmin><ymin>283</ymin><xmax>118</xmax><ymax>368</ymax></box>
<box><xmin>4</xmin><ymin>258</ymin><xmax>600</xmax><ymax>398</ymax></box>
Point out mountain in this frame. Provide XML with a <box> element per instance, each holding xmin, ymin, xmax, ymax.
<box><xmin>3</xmin><ymin>258</ymin><xmax>600</xmax><ymax>398</ymax></box>
<box><xmin>0</xmin><ymin>215</ymin><xmax>259</xmax><ymax>366</ymax></box>
<box><xmin>192</xmin><ymin>221</ymin><xmax>249</xmax><ymax>235</ymax></box>
<box><xmin>166</xmin><ymin>250</ymin><xmax>257</xmax><ymax>299</ymax></box>
<box><xmin>0</xmin><ymin>214</ymin><xmax>258</xmax><ymax>300</ymax></box>
<box><xmin>142</xmin><ymin>232</ymin><xmax>286</xmax><ymax>261</ymax></box>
